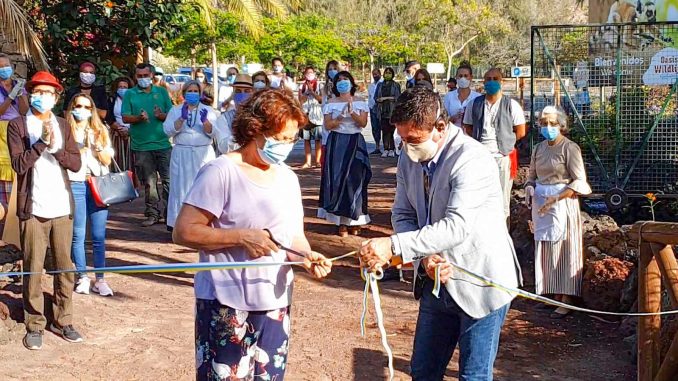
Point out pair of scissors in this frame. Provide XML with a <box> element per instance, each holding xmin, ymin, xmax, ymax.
<box><xmin>264</xmin><ymin>229</ymin><xmax>309</xmax><ymax>259</ymax></box>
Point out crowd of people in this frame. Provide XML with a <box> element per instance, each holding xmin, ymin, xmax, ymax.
<box><xmin>0</xmin><ymin>51</ymin><xmax>593</xmax><ymax>381</ymax></box>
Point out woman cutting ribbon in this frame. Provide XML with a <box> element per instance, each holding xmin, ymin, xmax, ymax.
<box><xmin>525</xmin><ymin>106</ymin><xmax>591</xmax><ymax>319</ymax></box>
<box><xmin>173</xmin><ymin>89</ymin><xmax>331</xmax><ymax>380</ymax></box>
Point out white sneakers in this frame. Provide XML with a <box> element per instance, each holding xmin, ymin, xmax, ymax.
<box><xmin>75</xmin><ymin>276</ymin><xmax>91</xmax><ymax>295</ymax></box>
<box><xmin>381</xmin><ymin>151</ymin><xmax>389</xmax><ymax>158</ymax></box>
<box><xmin>92</xmin><ymin>280</ymin><xmax>114</xmax><ymax>297</ymax></box>
<box><xmin>75</xmin><ymin>276</ymin><xmax>114</xmax><ymax>297</ymax></box>
<box><xmin>381</xmin><ymin>150</ymin><xmax>396</xmax><ymax>158</ymax></box>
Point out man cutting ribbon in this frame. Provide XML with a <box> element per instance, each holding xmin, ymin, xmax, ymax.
<box><xmin>359</xmin><ymin>87</ymin><xmax>522</xmax><ymax>381</ymax></box>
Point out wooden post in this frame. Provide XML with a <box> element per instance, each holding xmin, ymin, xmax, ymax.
<box><xmin>519</xmin><ymin>77</ymin><xmax>525</xmax><ymax>108</ymax></box>
<box><xmin>638</xmin><ymin>242</ymin><xmax>662</xmax><ymax>381</ymax></box>
<box><xmin>653</xmin><ymin>244</ymin><xmax>678</xmax><ymax>307</ymax></box>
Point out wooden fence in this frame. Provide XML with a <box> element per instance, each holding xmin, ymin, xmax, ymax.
<box><xmin>628</xmin><ymin>222</ymin><xmax>678</xmax><ymax>381</ymax></box>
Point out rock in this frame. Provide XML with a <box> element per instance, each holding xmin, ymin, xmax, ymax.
<box><xmin>509</xmin><ymin>189</ymin><xmax>534</xmax><ymax>260</ymax></box>
<box><xmin>582</xmin><ymin>257</ymin><xmax>634</xmax><ymax>312</ymax></box>
<box><xmin>619</xmin><ymin>268</ymin><xmax>638</xmax><ymax>312</ymax></box>
<box><xmin>0</xmin><ymin>302</ymin><xmax>8</xmax><ymax>321</ymax></box>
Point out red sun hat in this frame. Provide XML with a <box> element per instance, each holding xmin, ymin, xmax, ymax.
<box><xmin>26</xmin><ymin>71</ymin><xmax>63</xmax><ymax>92</ymax></box>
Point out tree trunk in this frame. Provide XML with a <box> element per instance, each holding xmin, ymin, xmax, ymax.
<box><xmin>369</xmin><ymin>53</ymin><xmax>375</xmax><ymax>73</ymax></box>
<box><xmin>211</xmin><ymin>41</ymin><xmax>219</xmax><ymax>108</ymax></box>
<box><xmin>446</xmin><ymin>53</ymin><xmax>454</xmax><ymax>80</ymax></box>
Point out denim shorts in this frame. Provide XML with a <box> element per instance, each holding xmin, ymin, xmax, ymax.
<box><xmin>302</xmin><ymin>124</ymin><xmax>322</xmax><ymax>141</ymax></box>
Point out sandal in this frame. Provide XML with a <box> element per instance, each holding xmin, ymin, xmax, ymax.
<box><xmin>550</xmin><ymin>307</ymin><xmax>571</xmax><ymax>319</ymax></box>
<box><xmin>338</xmin><ymin>225</ymin><xmax>348</xmax><ymax>237</ymax></box>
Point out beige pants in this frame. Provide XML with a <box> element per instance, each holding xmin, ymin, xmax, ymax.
<box><xmin>495</xmin><ymin>156</ymin><xmax>512</xmax><ymax>218</ymax></box>
<box><xmin>21</xmin><ymin>215</ymin><xmax>75</xmax><ymax>332</ymax></box>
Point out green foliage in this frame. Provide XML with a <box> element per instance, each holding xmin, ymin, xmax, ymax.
<box><xmin>25</xmin><ymin>0</ymin><xmax>186</xmax><ymax>87</ymax></box>
<box><xmin>163</xmin><ymin>5</ymin><xmax>241</xmax><ymax>63</ymax></box>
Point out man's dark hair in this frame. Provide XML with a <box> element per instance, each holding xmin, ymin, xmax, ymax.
<box><xmin>272</xmin><ymin>57</ymin><xmax>284</xmax><ymax>66</ymax></box>
<box><xmin>390</xmin><ymin>87</ymin><xmax>447</xmax><ymax>130</ymax></box>
<box><xmin>135</xmin><ymin>63</ymin><xmax>153</xmax><ymax>72</ymax></box>
<box><xmin>448</xmin><ymin>77</ymin><xmax>457</xmax><ymax>84</ymax></box>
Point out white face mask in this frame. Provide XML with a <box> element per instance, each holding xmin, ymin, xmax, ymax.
<box><xmin>457</xmin><ymin>77</ymin><xmax>471</xmax><ymax>89</ymax></box>
<box><xmin>404</xmin><ymin>133</ymin><xmax>439</xmax><ymax>163</ymax></box>
<box><xmin>80</xmin><ymin>72</ymin><xmax>96</xmax><ymax>85</ymax></box>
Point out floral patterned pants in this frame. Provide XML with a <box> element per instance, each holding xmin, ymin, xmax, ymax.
<box><xmin>195</xmin><ymin>299</ymin><xmax>290</xmax><ymax>381</ymax></box>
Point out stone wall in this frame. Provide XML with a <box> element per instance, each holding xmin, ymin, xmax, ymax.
<box><xmin>0</xmin><ymin>34</ymin><xmax>30</xmax><ymax>79</ymax></box>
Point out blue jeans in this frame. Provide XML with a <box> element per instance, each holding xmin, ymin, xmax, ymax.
<box><xmin>411</xmin><ymin>280</ymin><xmax>509</xmax><ymax>381</ymax></box>
<box><xmin>370</xmin><ymin>107</ymin><xmax>381</xmax><ymax>150</ymax></box>
<box><xmin>70</xmin><ymin>181</ymin><xmax>109</xmax><ymax>280</ymax></box>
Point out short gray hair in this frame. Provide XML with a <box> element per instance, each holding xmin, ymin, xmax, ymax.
<box><xmin>182</xmin><ymin>80</ymin><xmax>202</xmax><ymax>94</ymax></box>
<box><xmin>539</xmin><ymin>105</ymin><xmax>568</xmax><ymax>133</ymax></box>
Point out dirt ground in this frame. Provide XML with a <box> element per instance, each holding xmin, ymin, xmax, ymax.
<box><xmin>0</xmin><ymin>152</ymin><xmax>636</xmax><ymax>380</ymax></box>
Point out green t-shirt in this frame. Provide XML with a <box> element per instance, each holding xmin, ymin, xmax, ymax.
<box><xmin>121</xmin><ymin>85</ymin><xmax>173</xmax><ymax>151</ymax></box>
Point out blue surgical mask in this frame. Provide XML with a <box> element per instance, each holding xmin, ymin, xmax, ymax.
<box><xmin>273</xmin><ymin>65</ymin><xmax>284</xmax><ymax>74</ymax></box>
<box><xmin>234</xmin><ymin>92</ymin><xmax>251</xmax><ymax>106</ymax></box>
<box><xmin>484</xmin><ymin>80</ymin><xmax>501</xmax><ymax>95</ymax></box>
<box><xmin>117</xmin><ymin>88</ymin><xmax>127</xmax><ymax>98</ymax></box>
<box><xmin>138</xmin><ymin>77</ymin><xmax>152</xmax><ymax>89</ymax></box>
<box><xmin>227</xmin><ymin>75</ymin><xmax>236</xmax><ymax>84</ymax></box>
<box><xmin>30</xmin><ymin>94</ymin><xmax>56</xmax><ymax>113</ymax></box>
<box><xmin>0</xmin><ymin>66</ymin><xmax>13</xmax><ymax>80</ymax></box>
<box><xmin>328</xmin><ymin>69</ymin><xmax>338</xmax><ymax>80</ymax></box>
<box><xmin>336</xmin><ymin>79</ymin><xmax>351</xmax><ymax>94</ymax></box>
<box><xmin>258</xmin><ymin>136</ymin><xmax>295</xmax><ymax>165</ymax></box>
<box><xmin>540</xmin><ymin>126</ymin><xmax>560</xmax><ymax>141</ymax></box>
<box><xmin>184</xmin><ymin>92</ymin><xmax>200</xmax><ymax>105</ymax></box>
<box><xmin>71</xmin><ymin>108</ymin><xmax>92</xmax><ymax>121</ymax></box>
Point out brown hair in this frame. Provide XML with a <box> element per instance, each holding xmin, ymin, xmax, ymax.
<box><xmin>232</xmin><ymin>89</ymin><xmax>307</xmax><ymax>146</ymax></box>
<box><xmin>66</xmin><ymin>93</ymin><xmax>111</xmax><ymax>149</ymax></box>
<box><xmin>251</xmin><ymin>71</ymin><xmax>270</xmax><ymax>87</ymax></box>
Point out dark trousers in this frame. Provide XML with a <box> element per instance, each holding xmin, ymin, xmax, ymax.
<box><xmin>133</xmin><ymin>148</ymin><xmax>171</xmax><ymax>220</ymax></box>
<box><xmin>381</xmin><ymin>118</ymin><xmax>396</xmax><ymax>151</ymax></box>
<box><xmin>370</xmin><ymin>108</ymin><xmax>381</xmax><ymax>150</ymax></box>
<box><xmin>21</xmin><ymin>215</ymin><xmax>75</xmax><ymax>332</ymax></box>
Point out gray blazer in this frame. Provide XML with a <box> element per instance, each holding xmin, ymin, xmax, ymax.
<box><xmin>391</xmin><ymin>126</ymin><xmax>522</xmax><ymax>319</ymax></box>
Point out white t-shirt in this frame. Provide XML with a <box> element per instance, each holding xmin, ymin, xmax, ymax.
<box><xmin>462</xmin><ymin>95</ymin><xmax>525</xmax><ymax>156</ymax></box>
<box><xmin>269</xmin><ymin>75</ymin><xmax>297</xmax><ymax>91</ymax></box>
<box><xmin>26</xmin><ymin>111</ymin><xmax>71</xmax><ymax>219</ymax></box>
<box><xmin>444</xmin><ymin>89</ymin><xmax>480</xmax><ymax>127</ymax></box>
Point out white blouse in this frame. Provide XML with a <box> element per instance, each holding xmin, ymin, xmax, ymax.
<box><xmin>323</xmin><ymin>100</ymin><xmax>369</xmax><ymax>135</ymax></box>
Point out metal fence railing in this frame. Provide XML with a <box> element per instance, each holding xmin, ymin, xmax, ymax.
<box><xmin>531</xmin><ymin>22</ymin><xmax>678</xmax><ymax>209</ymax></box>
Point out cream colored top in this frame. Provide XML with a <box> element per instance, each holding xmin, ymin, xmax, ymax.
<box><xmin>527</xmin><ymin>136</ymin><xmax>592</xmax><ymax>195</ymax></box>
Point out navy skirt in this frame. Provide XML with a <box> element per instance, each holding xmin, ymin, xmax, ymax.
<box><xmin>318</xmin><ymin>132</ymin><xmax>372</xmax><ymax>225</ymax></box>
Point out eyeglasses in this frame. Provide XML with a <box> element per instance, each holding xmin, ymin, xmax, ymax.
<box><xmin>74</xmin><ymin>104</ymin><xmax>93</xmax><ymax>110</ymax></box>
<box><xmin>269</xmin><ymin>135</ymin><xmax>300</xmax><ymax>145</ymax></box>
<box><xmin>32</xmin><ymin>89</ymin><xmax>56</xmax><ymax>96</ymax></box>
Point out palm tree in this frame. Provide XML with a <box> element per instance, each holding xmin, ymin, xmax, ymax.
<box><xmin>0</xmin><ymin>0</ymin><xmax>48</xmax><ymax>69</ymax></box>
<box><xmin>191</xmin><ymin>0</ymin><xmax>303</xmax><ymax>106</ymax></box>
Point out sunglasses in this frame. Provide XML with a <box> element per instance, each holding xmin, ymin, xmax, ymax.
<box><xmin>74</xmin><ymin>104</ymin><xmax>93</xmax><ymax>110</ymax></box>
